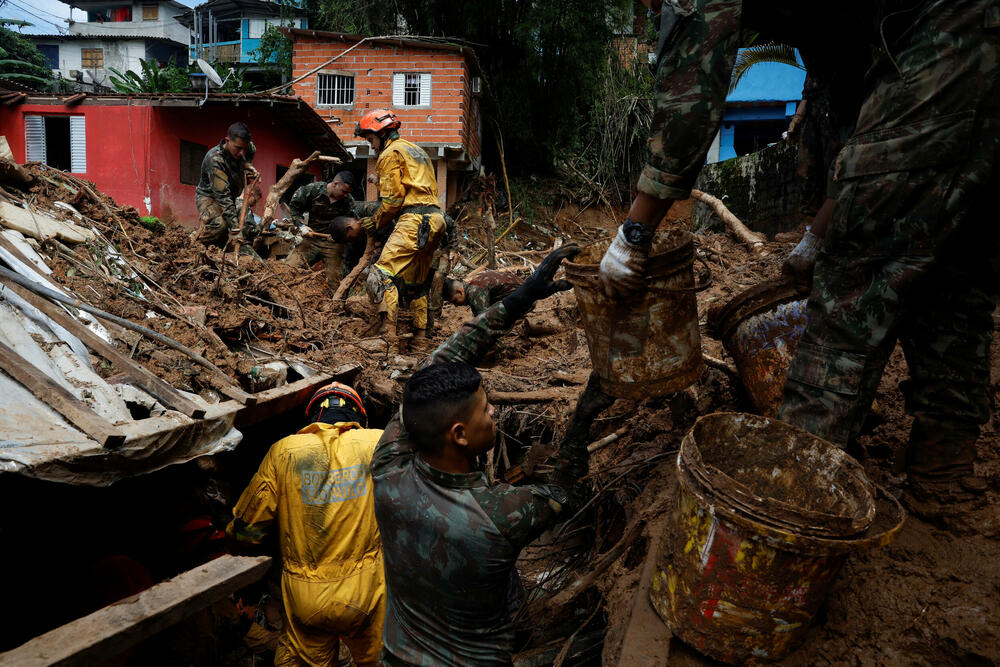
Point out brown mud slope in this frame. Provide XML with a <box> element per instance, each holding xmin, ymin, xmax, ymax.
<box><xmin>12</xmin><ymin>171</ymin><xmax>998</xmax><ymax>664</ymax></box>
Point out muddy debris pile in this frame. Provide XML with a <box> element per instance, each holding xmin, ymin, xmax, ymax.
<box><xmin>0</xmin><ymin>163</ymin><xmax>997</xmax><ymax>665</ymax></box>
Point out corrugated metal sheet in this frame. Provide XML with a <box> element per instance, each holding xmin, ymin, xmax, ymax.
<box><xmin>69</xmin><ymin>115</ymin><xmax>86</xmax><ymax>173</ymax></box>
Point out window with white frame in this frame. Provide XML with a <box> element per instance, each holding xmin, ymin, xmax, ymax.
<box><xmin>25</xmin><ymin>115</ymin><xmax>86</xmax><ymax>173</ymax></box>
<box><xmin>317</xmin><ymin>73</ymin><xmax>355</xmax><ymax>106</ymax></box>
<box><xmin>392</xmin><ymin>73</ymin><xmax>431</xmax><ymax>107</ymax></box>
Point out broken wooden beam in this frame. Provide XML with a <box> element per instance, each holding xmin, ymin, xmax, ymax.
<box><xmin>0</xmin><ymin>555</ymin><xmax>271</xmax><ymax>667</ymax></box>
<box><xmin>0</xmin><ymin>156</ymin><xmax>33</xmax><ymax>189</ymax></box>
<box><xmin>0</xmin><ymin>339</ymin><xmax>126</xmax><ymax>447</ymax></box>
<box><xmin>692</xmin><ymin>189</ymin><xmax>767</xmax><ymax>257</ymax></box>
<box><xmin>615</xmin><ymin>519</ymin><xmax>671</xmax><ymax>667</ymax></box>
<box><xmin>0</xmin><ymin>276</ymin><xmax>207</xmax><ymax>419</ymax></box>
<box><xmin>260</xmin><ymin>151</ymin><xmax>321</xmax><ymax>228</ymax></box>
<box><xmin>63</xmin><ymin>92</ymin><xmax>87</xmax><ymax>106</ymax></box>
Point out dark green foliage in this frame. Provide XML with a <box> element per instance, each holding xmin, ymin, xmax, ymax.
<box><xmin>252</xmin><ymin>24</ymin><xmax>293</xmax><ymax>79</ymax></box>
<box><xmin>0</xmin><ymin>27</ymin><xmax>56</xmax><ymax>88</ymax></box>
<box><xmin>109</xmin><ymin>56</ymin><xmax>190</xmax><ymax>93</ymax></box>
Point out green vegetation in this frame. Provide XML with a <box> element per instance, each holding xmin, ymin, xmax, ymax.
<box><xmin>109</xmin><ymin>56</ymin><xmax>189</xmax><ymax>93</ymax></box>
<box><xmin>0</xmin><ymin>26</ymin><xmax>56</xmax><ymax>89</ymax></box>
<box><xmin>138</xmin><ymin>216</ymin><xmax>165</xmax><ymax>232</ymax></box>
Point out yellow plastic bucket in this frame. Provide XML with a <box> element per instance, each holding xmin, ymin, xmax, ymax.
<box><xmin>565</xmin><ymin>230</ymin><xmax>704</xmax><ymax>399</ymax></box>
<box><xmin>652</xmin><ymin>413</ymin><xmax>905</xmax><ymax>664</ymax></box>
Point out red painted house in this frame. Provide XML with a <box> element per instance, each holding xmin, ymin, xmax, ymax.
<box><xmin>282</xmin><ymin>29</ymin><xmax>482</xmax><ymax>206</ymax></box>
<box><xmin>0</xmin><ymin>90</ymin><xmax>349</xmax><ymax>226</ymax></box>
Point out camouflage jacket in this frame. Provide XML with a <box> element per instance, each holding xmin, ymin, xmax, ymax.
<box><xmin>465</xmin><ymin>271</ymin><xmax>524</xmax><ymax>317</ymax></box>
<box><xmin>372</xmin><ymin>303</ymin><xmax>585</xmax><ymax>666</ymax></box>
<box><xmin>195</xmin><ymin>140</ymin><xmax>254</xmax><ymax>228</ymax></box>
<box><xmin>288</xmin><ymin>182</ymin><xmax>358</xmax><ymax>233</ymax></box>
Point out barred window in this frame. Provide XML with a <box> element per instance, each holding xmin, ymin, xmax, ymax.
<box><xmin>317</xmin><ymin>73</ymin><xmax>355</xmax><ymax>106</ymax></box>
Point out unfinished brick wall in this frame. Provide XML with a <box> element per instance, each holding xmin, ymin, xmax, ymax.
<box><xmin>289</xmin><ymin>35</ymin><xmax>480</xmax><ymax>159</ymax></box>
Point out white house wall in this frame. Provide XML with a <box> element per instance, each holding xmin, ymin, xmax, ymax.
<box><xmin>43</xmin><ymin>40</ymin><xmax>148</xmax><ymax>85</ymax></box>
<box><xmin>69</xmin><ymin>1</ymin><xmax>189</xmax><ymax>45</ymax></box>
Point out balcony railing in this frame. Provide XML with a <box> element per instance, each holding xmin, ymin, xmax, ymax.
<box><xmin>191</xmin><ymin>41</ymin><xmax>241</xmax><ymax>64</ymax></box>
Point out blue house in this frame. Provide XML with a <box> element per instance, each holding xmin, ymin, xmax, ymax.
<box><xmin>177</xmin><ymin>0</ymin><xmax>308</xmax><ymax>68</ymax></box>
<box><xmin>707</xmin><ymin>52</ymin><xmax>806</xmax><ymax>163</ymax></box>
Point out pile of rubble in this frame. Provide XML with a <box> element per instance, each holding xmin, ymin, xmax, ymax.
<box><xmin>0</xmin><ymin>159</ymin><xmax>997</xmax><ymax>666</ymax></box>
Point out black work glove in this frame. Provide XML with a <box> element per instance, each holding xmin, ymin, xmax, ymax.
<box><xmin>501</xmin><ymin>244</ymin><xmax>580</xmax><ymax>325</ymax></box>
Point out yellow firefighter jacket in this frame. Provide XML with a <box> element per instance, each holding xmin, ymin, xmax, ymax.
<box><xmin>371</xmin><ymin>136</ymin><xmax>440</xmax><ymax>231</ymax></box>
<box><xmin>227</xmin><ymin>422</ymin><xmax>384</xmax><ymax>582</ymax></box>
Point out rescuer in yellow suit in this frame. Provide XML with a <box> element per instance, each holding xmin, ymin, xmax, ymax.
<box><xmin>355</xmin><ymin>109</ymin><xmax>451</xmax><ymax>347</ymax></box>
<box><xmin>227</xmin><ymin>383</ymin><xmax>385</xmax><ymax>666</ymax></box>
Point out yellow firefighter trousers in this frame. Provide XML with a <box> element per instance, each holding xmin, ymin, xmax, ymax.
<box><xmin>373</xmin><ymin>212</ymin><xmax>445</xmax><ymax>330</ymax></box>
<box><xmin>275</xmin><ymin>562</ymin><xmax>386</xmax><ymax>667</ymax></box>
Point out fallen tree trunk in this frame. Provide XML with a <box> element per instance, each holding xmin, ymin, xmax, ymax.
<box><xmin>260</xmin><ymin>151</ymin><xmax>321</xmax><ymax>228</ymax></box>
<box><xmin>692</xmin><ymin>189</ymin><xmax>767</xmax><ymax>257</ymax></box>
<box><xmin>333</xmin><ymin>234</ymin><xmax>376</xmax><ymax>301</ymax></box>
<box><xmin>0</xmin><ymin>156</ymin><xmax>33</xmax><ymax>189</ymax></box>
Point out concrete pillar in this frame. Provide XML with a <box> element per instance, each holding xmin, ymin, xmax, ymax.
<box><xmin>435</xmin><ymin>158</ymin><xmax>447</xmax><ymax>209</ymax></box>
<box><xmin>366</xmin><ymin>157</ymin><xmax>378</xmax><ymax>201</ymax></box>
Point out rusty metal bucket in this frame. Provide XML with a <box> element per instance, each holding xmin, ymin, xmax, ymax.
<box><xmin>709</xmin><ymin>281</ymin><xmax>808</xmax><ymax>416</ymax></box>
<box><xmin>565</xmin><ymin>230</ymin><xmax>704</xmax><ymax>399</ymax></box>
<box><xmin>651</xmin><ymin>413</ymin><xmax>905</xmax><ymax>664</ymax></box>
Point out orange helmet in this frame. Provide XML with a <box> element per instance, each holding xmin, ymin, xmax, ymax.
<box><xmin>355</xmin><ymin>109</ymin><xmax>401</xmax><ymax>137</ymax></box>
<box><xmin>305</xmin><ymin>381</ymin><xmax>367</xmax><ymax>425</ymax></box>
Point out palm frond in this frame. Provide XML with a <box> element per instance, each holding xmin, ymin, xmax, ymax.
<box><xmin>728</xmin><ymin>43</ymin><xmax>803</xmax><ymax>95</ymax></box>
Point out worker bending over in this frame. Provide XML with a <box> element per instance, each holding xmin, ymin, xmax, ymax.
<box><xmin>442</xmin><ymin>270</ymin><xmax>525</xmax><ymax>317</ymax></box>
<box><xmin>372</xmin><ymin>245</ymin><xmax>616</xmax><ymax>666</ymax></box>
<box><xmin>194</xmin><ymin>122</ymin><xmax>260</xmax><ymax>254</ymax></box>
<box><xmin>227</xmin><ymin>382</ymin><xmax>386</xmax><ymax>666</ymax></box>
<box><xmin>355</xmin><ymin>109</ymin><xmax>454</xmax><ymax>348</ymax></box>
<box><xmin>599</xmin><ymin>0</ymin><xmax>999</xmax><ymax>523</ymax></box>
<box><xmin>285</xmin><ymin>171</ymin><xmax>367</xmax><ymax>289</ymax></box>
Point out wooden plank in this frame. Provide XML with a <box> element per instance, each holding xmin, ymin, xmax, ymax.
<box><xmin>218</xmin><ymin>383</ymin><xmax>256</xmax><ymax>406</ymax></box>
<box><xmin>0</xmin><ymin>339</ymin><xmax>126</xmax><ymax>448</ymax></box>
<box><xmin>0</xmin><ymin>555</ymin><xmax>271</xmax><ymax>667</ymax></box>
<box><xmin>616</xmin><ymin>519</ymin><xmax>671</xmax><ymax>667</ymax></box>
<box><xmin>0</xmin><ymin>277</ymin><xmax>206</xmax><ymax>419</ymax></box>
<box><xmin>234</xmin><ymin>372</ymin><xmax>332</xmax><ymax>428</ymax></box>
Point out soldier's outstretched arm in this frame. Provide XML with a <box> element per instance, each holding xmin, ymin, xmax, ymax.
<box><xmin>420</xmin><ymin>245</ymin><xmax>580</xmax><ymax>369</ymax></box>
<box><xmin>601</xmin><ymin>0</ymin><xmax>742</xmax><ymax>297</ymax></box>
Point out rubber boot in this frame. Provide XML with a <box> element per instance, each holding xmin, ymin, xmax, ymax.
<box><xmin>411</xmin><ymin>330</ymin><xmax>430</xmax><ymax>355</ymax></box>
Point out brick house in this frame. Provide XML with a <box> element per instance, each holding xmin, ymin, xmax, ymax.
<box><xmin>281</xmin><ymin>29</ymin><xmax>482</xmax><ymax>207</ymax></box>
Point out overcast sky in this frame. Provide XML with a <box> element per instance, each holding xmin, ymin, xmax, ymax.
<box><xmin>1</xmin><ymin>0</ymin><xmax>200</xmax><ymax>35</ymax></box>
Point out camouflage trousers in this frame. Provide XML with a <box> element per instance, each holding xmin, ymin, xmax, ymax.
<box><xmin>285</xmin><ymin>236</ymin><xmax>345</xmax><ymax>292</ymax></box>
<box><xmin>194</xmin><ymin>195</ymin><xmax>258</xmax><ymax>255</ymax></box>
<box><xmin>779</xmin><ymin>0</ymin><xmax>1000</xmax><ymax>482</ymax></box>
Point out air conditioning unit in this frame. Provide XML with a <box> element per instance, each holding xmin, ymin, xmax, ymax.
<box><xmin>471</xmin><ymin>76</ymin><xmax>481</xmax><ymax>94</ymax></box>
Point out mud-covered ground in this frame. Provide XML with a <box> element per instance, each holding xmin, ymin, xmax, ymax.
<box><xmin>12</xmin><ymin>169</ymin><xmax>999</xmax><ymax>664</ymax></box>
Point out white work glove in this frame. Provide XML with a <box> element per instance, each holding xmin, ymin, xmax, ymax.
<box><xmin>297</xmin><ymin>224</ymin><xmax>314</xmax><ymax>237</ymax></box>
<box><xmin>600</xmin><ymin>226</ymin><xmax>650</xmax><ymax>297</ymax></box>
<box><xmin>782</xmin><ymin>230</ymin><xmax>823</xmax><ymax>283</ymax></box>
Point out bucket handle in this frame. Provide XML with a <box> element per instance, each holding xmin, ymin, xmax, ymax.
<box><xmin>646</xmin><ymin>255</ymin><xmax>713</xmax><ymax>294</ymax></box>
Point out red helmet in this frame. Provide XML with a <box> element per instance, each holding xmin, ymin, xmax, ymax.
<box><xmin>355</xmin><ymin>109</ymin><xmax>401</xmax><ymax>137</ymax></box>
<box><xmin>305</xmin><ymin>381</ymin><xmax>367</xmax><ymax>425</ymax></box>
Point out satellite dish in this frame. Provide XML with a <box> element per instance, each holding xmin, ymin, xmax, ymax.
<box><xmin>197</xmin><ymin>59</ymin><xmax>224</xmax><ymax>88</ymax></box>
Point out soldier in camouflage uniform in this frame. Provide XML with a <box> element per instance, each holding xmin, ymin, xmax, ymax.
<box><xmin>600</xmin><ymin>0</ymin><xmax>1000</xmax><ymax>518</ymax></box>
<box><xmin>285</xmin><ymin>172</ymin><xmax>366</xmax><ymax>289</ymax></box>
<box><xmin>371</xmin><ymin>246</ymin><xmax>606</xmax><ymax>666</ymax></box>
<box><xmin>194</xmin><ymin>122</ymin><xmax>260</xmax><ymax>253</ymax></box>
<box><xmin>442</xmin><ymin>270</ymin><xmax>525</xmax><ymax>317</ymax></box>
